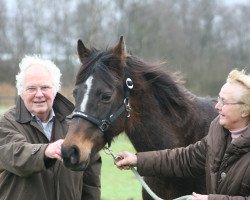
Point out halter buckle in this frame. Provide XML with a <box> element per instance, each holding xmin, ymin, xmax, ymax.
<box><xmin>124</xmin><ymin>98</ymin><xmax>132</xmax><ymax>117</ymax></box>
<box><xmin>99</xmin><ymin>120</ymin><xmax>111</xmax><ymax>132</ymax></box>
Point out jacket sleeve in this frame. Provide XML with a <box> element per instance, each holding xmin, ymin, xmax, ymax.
<box><xmin>208</xmin><ymin>194</ymin><xmax>250</xmax><ymax>200</ymax></box>
<box><xmin>137</xmin><ymin>137</ymin><xmax>207</xmax><ymax>178</ymax></box>
<box><xmin>0</xmin><ymin>114</ymin><xmax>48</xmax><ymax>176</ymax></box>
<box><xmin>81</xmin><ymin>153</ymin><xmax>102</xmax><ymax>200</ymax></box>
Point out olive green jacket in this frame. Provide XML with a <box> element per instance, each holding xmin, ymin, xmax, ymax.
<box><xmin>137</xmin><ymin>116</ymin><xmax>250</xmax><ymax>199</ymax></box>
<box><xmin>0</xmin><ymin>93</ymin><xmax>101</xmax><ymax>200</ymax></box>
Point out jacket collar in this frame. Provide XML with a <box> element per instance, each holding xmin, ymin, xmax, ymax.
<box><xmin>212</xmin><ymin>117</ymin><xmax>250</xmax><ymax>148</ymax></box>
<box><xmin>232</xmin><ymin>124</ymin><xmax>250</xmax><ymax>148</ymax></box>
<box><xmin>15</xmin><ymin>93</ymin><xmax>74</xmax><ymax>123</ymax></box>
<box><xmin>210</xmin><ymin>117</ymin><xmax>250</xmax><ymax>174</ymax></box>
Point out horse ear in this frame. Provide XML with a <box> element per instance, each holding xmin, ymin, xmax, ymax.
<box><xmin>112</xmin><ymin>36</ymin><xmax>126</xmax><ymax>65</ymax></box>
<box><xmin>77</xmin><ymin>40</ymin><xmax>91</xmax><ymax>63</ymax></box>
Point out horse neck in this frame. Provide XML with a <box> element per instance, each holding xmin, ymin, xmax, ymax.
<box><xmin>124</xmin><ymin>78</ymin><xmax>198</xmax><ymax>152</ymax></box>
<box><xmin>122</xmin><ymin>61</ymin><xmax>217</xmax><ymax>152</ymax></box>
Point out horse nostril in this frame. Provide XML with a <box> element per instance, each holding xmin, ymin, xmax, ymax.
<box><xmin>70</xmin><ymin>151</ymin><xmax>78</xmax><ymax>164</ymax></box>
<box><xmin>62</xmin><ymin>145</ymin><xmax>80</xmax><ymax>165</ymax></box>
<box><xmin>69</xmin><ymin>146</ymin><xmax>80</xmax><ymax>165</ymax></box>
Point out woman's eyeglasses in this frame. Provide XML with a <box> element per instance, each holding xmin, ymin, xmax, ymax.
<box><xmin>217</xmin><ymin>97</ymin><xmax>244</xmax><ymax>106</ymax></box>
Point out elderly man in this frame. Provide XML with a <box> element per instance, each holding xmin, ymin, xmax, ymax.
<box><xmin>0</xmin><ymin>55</ymin><xmax>101</xmax><ymax>200</ymax></box>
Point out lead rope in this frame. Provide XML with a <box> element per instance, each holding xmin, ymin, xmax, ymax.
<box><xmin>103</xmin><ymin>146</ymin><xmax>164</xmax><ymax>200</ymax></box>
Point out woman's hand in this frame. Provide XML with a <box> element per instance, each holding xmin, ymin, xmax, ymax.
<box><xmin>115</xmin><ymin>151</ymin><xmax>138</xmax><ymax>170</ymax></box>
<box><xmin>192</xmin><ymin>192</ymin><xmax>208</xmax><ymax>200</ymax></box>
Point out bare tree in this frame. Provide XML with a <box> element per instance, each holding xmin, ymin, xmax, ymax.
<box><xmin>1</xmin><ymin>0</ymin><xmax>250</xmax><ymax>97</ymax></box>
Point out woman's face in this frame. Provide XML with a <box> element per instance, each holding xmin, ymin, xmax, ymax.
<box><xmin>215</xmin><ymin>82</ymin><xmax>248</xmax><ymax>131</ymax></box>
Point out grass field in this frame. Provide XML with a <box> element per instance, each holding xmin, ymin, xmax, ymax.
<box><xmin>0</xmin><ymin>105</ymin><xmax>9</xmax><ymax>114</ymax></box>
<box><xmin>100</xmin><ymin>134</ymin><xmax>142</xmax><ymax>200</ymax></box>
<box><xmin>0</xmin><ymin>106</ymin><xmax>142</xmax><ymax>200</ymax></box>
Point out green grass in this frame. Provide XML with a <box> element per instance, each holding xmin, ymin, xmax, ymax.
<box><xmin>100</xmin><ymin>134</ymin><xmax>142</xmax><ymax>200</ymax></box>
<box><xmin>0</xmin><ymin>106</ymin><xmax>142</xmax><ymax>199</ymax></box>
<box><xmin>0</xmin><ymin>105</ymin><xmax>9</xmax><ymax>114</ymax></box>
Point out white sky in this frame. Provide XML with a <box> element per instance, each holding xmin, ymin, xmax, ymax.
<box><xmin>224</xmin><ymin>0</ymin><xmax>249</xmax><ymax>4</ymax></box>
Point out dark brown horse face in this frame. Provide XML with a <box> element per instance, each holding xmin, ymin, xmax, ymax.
<box><xmin>62</xmin><ymin>36</ymin><xmax>127</xmax><ymax>171</ymax></box>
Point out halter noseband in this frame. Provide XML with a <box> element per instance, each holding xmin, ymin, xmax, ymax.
<box><xmin>72</xmin><ymin>77</ymin><xmax>133</xmax><ymax>147</ymax></box>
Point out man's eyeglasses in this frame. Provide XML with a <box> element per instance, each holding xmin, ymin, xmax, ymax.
<box><xmin>217</xmin><ymin>97</ymin><xmax>244</xmax><ymax>106</ymax></box>
<box><xmin>25</xmin><ymin>85</ymin><xmax>52</xmax><ymax>94</ymax></box>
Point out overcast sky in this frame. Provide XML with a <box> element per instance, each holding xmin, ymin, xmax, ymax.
<box><xmin>224</xmin><ymin>0</ymin><xmax>249</xmax><ymax>4</ymax></box>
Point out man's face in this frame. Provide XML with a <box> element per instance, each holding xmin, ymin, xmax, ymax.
<box><xmin>21</xmin><ymin>65</ymin><xmax>56</xmax><ymax>122</ymax></box>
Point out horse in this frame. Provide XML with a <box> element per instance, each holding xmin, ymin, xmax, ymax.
<box><xmin>61</xmin><ymin>36</ymin><xmax>218</xmax><ymax>200</ymax></box>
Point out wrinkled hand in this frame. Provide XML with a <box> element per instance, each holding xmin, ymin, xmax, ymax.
<box><xmin>192</xmin><ymin>192</ymin><xmax>208</xmax><ymax>200</ymax></box>
<box><xmin>115</xmin><ymin>151</ymin><xmax>137</xmax><ymax>170</ymax></box>
<box><xmin>173</xmin><ymin>195</ymin><xmax>193</xmax><ymax>200</ymax></box>
<box><xmin>174</xmin><ymin>192</ymin><xmax>208</xmax><ymax>200</ymax></box>
<box><xmin>44</xmin><ymin>139</ymin><xmax>64</xmax><ymax>160</ymax></box>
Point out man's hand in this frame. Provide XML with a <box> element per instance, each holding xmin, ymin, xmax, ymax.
<box><xmin>44</xmin><ymin>139</ymin><xmax>64</xmax><ymax>160</ymax></box>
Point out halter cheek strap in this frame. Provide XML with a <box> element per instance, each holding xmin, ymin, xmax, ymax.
<box><xmin>72</xmin><ymin>77</ymin><xmax>133</xmax><ymax>147</ymax></box>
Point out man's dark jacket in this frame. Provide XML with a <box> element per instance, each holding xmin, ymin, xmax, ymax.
<box><xmin>0</xmin><ymin>93</ymin><xmax>101</xmax><ymax>200</ymax></box>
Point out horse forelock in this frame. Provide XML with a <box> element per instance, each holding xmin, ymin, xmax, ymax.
<box><xmin>75</xmin><ymin>49</ymin><xmax>121</xmax><ymax>87</ymax></box>
<box><xmin>76</xmin><ymin>48</ymin><xmax>99</xmax><ymax>84</ymax></box>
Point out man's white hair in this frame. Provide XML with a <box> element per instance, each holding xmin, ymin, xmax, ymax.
<box><xmin>16</xmin><ymin>55</ymin><xmax>62</xmax><ymax>95</ymax></box>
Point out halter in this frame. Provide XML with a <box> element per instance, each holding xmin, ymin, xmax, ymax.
<box><xmin>72</xmin><ymin>77</ymin><xmax>133</xmax><ymax>147</ymax></box>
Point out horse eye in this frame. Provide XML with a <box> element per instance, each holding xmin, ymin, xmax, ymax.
<box><xmin>101</xmin><ymin>93</ymin><xmax>112</xmax><ymax>102</ymax></box>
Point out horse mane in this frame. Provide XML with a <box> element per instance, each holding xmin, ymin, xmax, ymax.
<box><xmin>126</xmin><ymin>55</ymin><xmax>195</xmax><ymax>127</ymax></box>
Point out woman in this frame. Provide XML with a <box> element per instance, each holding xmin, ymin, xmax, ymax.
<box><xmin>115</xmin><ymin>69</ymin><xmax>250</xmax><ymax>200</ymax></box>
